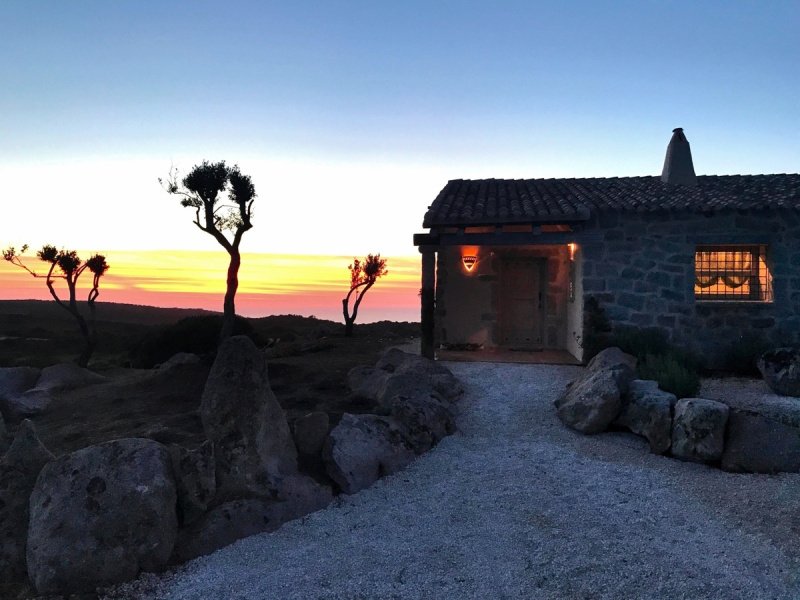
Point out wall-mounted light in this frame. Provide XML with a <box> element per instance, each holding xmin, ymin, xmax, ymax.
<box><xmin>462</xmin><ymin>255</ymin><xmax>478</xmax><ymax>271</ymax></box>
<box><xmin>568</xmin><ymin>242</ymin><xmax>577</xmax><ymax>262</ymax></box>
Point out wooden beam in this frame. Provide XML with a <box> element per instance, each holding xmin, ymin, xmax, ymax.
<box><xmin>420</xmin><ymin>249</ymin><xmax>436</xmax><ymax>359</ymax></box>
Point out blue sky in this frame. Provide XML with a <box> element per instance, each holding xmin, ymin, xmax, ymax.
<box><xmin>1</xmin><ymin>1</ymin><xmax>798</xmax><ymax>255</ymax></box>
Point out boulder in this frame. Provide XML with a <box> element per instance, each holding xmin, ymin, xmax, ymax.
<box><xmin>1</xmin><ymin>389</ymin><xmax>55</xmax><ymax>421</ymax></box>
<box><xmin>0</xmin><ymin>366</ymin><xmax>42</xmax><ymax>421</ymax></box>
<box><xmin>586</xmin><ymin>347</ymin><xmax>637</xmax><ymax>373</ymax></box>
<box><xmin>34</xmin><ymin>363</ymin><xmax>106</xmax><ymax>392</ymax></box>
<box><xmin>26</xmin><ymin>438</ymin><xmax>177</xmax><ymax>595</ymax></box>
<box><xmin>0</xmin><ymin>366</ymin><xmax>41</xmax><ymax>401</ymax></box>
<box><xmin>722</xmin><ymin>408</ymin><xmax>800</xmax><ymax>473</ymax></box>
<box><xmin>555</xmin><ymin>367</ymin><xmax>632</xmax><ymax>434</ymax></box>
<box><xmin>349</xmin><ymin>350</ymin><xmax>463</xmax><ymax>406</ymax></box>
<box><xmin>0</xmin><ymin>421</ymin><xmax>54</xmax><ymax>583</ymax></box>
<box><xmin>168</xmin><ymin>441</ymin><xmax>216</xmax><ymax>526</ymax></box>
<box><xmin>156</xmin><ymin>352</ymin><xmax>202</xmax><ymax>370</ymax></box>
<box><xmin>757</xmin><ymin>348</ymin><xmax>800</xmax><ymax>397</ymax></box>
<box><xmin>200</xmin><ymin>336</ymin><xmax>297</xmax><ymax>500</ymax></box>
<box><xmin>347</xmin><ymin>365</ymin><xmax>388</xmax><ymax>402</ymax></box>
<box><xmin>273</xmin><ymin>473</ymin><xmax>333</xmax><ymax>516</ymax></box>
<box><xmin>613</xmin><ymin>379</ymin><xmax>677</xmax><ymax>454</ymax></box>
<box><xmin>671</xmin><ymin>398</ymin><xmax>729</xmax><ymax>462</ymax></box>
<box><xmin>323</xmin><ymin>413</ymin><xmax>415</xmax><ymax>494</ymax></box>
<box><xmin>0</xmin><ymin>412</ymin><xmax>8</xmax><ymax>455</ymax></box>
<box><xmin>293</xmin><ymin>412</ymin><xmax>329</xmax><ymax>458</ymax></box>
<box><xmin>172</xmin><ymin>498</ymin><xmax>298</xmax><ymax>563</ymax></box>
<box><xmin>387</xmin><ymin>393</ymin><xmax>455</xmax><ymax>454</ymax></box>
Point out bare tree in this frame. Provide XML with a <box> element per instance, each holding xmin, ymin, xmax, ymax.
<box><xmin>342</xmin><ymin>254</ymin><xmax>388</xmax><ymax>337</ymax></box>
<box><xmin>161</xmin><ymin>161</ymin><xmax>256</xmax><ymax>341</ymax></box>
<box><xmin>3</xmin><ymin>244</ymin><xmax>109</xmax><ymax>367</ymax></box>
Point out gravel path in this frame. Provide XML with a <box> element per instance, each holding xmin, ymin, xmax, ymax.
<box><xmin>117</xmin><ymin>363</ymin><xmax>800</xmax><ymax>599</ymax></box>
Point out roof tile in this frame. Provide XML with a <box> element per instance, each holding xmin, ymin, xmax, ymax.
<box><xmin>422</xmin><ymin>175</ymin><xmax>800</xmax><ymax>227</ymax></box>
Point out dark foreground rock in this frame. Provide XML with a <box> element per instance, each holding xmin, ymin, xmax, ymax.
<box><xmin>172</xmin><ymin>474</ymin><xmax>332</xmax><ymax>563</ymax></box>
<box><xmin>201</xmin><ymin>336</ymin><xmax>297</xmax><ymax>499</ymax></box>
<box><xmin>348</xmin><ymin>349</ymin><xmax>464</xmax><ymax>409</ymax></box>
<box><xmin>293</xmin><ymin>411</ymin><xmax>330</xmax><ymax>458</ymax></box>
<box><xmin>26</xmin><ymin>438</ymin><xmax>177</xmax><ymax>595</ymax></box>
<box><xmin>555</xmin><ymin>347</ymin><xmax>636</xmax><ymax>434</ymax></box>
<box><xmin>758</xmin><ymin>348</ymin><xmax>800</xmax><ymax>397</ymax></box>
<box><xmin>387</xmin><ymin>393</ymin><xmax>455</xmax><ymax>454</ymax></box>
<box><xmin>722</xmin><ymin>406</ymin><xmax>800</xmax><ymax>473</ymax></box>
<box><xmin>323</xmin><ymin>413</ymin><xmax>415</xmax><ymax>494</ymax></box>
<box><xmin>169</xmin><ymin>441</ymin><xmax>216</xmax><ymax>526</ymax></box>
<box><xmin>671</xmin><ymin>398</ymin><xmax>729</xmax><ymax>462</ymax></box>
<box><xmin>0</xmin><ymin>421</ymin><xmax>54</xmax><ymax>584</ymax></box>
<box><xmin>0</xmin><ymin>367</ymin><xmax>43</xmax><ymax>421</ymax></box>
<box><xmin>613</xmin><ymin>379</ymin><xmax>676</xmax><ymax>454</ymax></box>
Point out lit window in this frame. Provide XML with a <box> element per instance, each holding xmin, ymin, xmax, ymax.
<box><xmin>694</xmin><ymin>245</ymin><xmax>773</xmax><ymax>302</ymax></box>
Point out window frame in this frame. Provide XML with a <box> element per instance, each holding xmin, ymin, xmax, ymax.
<box><xmin>694</xmin><ymin>244</ymin><xmax>773</xmax><ymax>303</ymax></box>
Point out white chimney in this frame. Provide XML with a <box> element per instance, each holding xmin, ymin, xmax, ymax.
<box><xmin>661</xmin><ymin>127</ymin><xmax>697</xmax><ymax>187</ymax></box>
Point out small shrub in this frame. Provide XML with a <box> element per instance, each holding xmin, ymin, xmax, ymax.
<box><xmin>131</xmin><ymin>315</ymin><xmax>259</xmax><ymax>368</ymax></box>
<box><xmin>637</xmin><ymin>352</ymin><xmax>700</xmax><ymax>398</ymax></box>
<box><xmin>719</xmin><ymin>332</ymin><xmax>771</xmax><ymax>377</ymax></box>
<box><xmin>608</xmin><ymin>326</ymin><xmax>670</xmax><ymax>361</ymax></box>
<box><xmin>582</xmin><ymin>296</ymin><xmax>612</xmax><ymax>361</ymax></box>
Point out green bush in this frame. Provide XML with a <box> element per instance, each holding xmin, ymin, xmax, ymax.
<box><xmin>637</xmin><ymin>352</ymin><xmax>701</xmax><ymax>398</ymax></box>
<box><xmin>131</xmin><ymin>315</ymin><xmax>260</xmax><ymax>368</ymax></box>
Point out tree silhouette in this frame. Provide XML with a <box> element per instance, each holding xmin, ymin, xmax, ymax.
<box><xmin>342</xmin><ymin>254</ymin><xmax>388</xmax><ymax>337</ymax></box>
<box><xmin>161</xmin><ymin>160</ymin><xmax>255</xmax><ymax>341</ymax></box>
<box><xmin>3</xmin><ymin>244</ymin><xmax>109</xmax><ymax>367</ymax></box>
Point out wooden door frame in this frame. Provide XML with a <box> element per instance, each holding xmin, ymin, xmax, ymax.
<box><xmin>496</xmin><ymin>255</ymin><xmax>547</xmax><ymax>348</ymax></box>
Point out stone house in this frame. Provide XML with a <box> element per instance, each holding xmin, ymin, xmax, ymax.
<box><xmin>413</xmin><ymin>128</ymin><xmax>800</xmax><ymax>366</ymax></box>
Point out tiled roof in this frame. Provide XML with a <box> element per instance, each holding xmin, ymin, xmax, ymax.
<box><xmin>422</xmin><ymin>174</ymin><xmax>800</xmax><ymax>228</ymax></box>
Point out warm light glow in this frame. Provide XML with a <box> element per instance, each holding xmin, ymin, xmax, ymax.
<box><xmin>462</xmin><ymin>255</ymin><xmax>477</xmax><ymax>271</ymax></box>
<box><xmin>568</xmin><ymin>243</ymin><xmax>577</xmax><ymax>261</ymax></box>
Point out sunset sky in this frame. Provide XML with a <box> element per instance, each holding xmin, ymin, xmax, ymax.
<box><xmin>1</xmin><ymin>1</ymin><xmax>798</xmax><ymax>321</ymax></box>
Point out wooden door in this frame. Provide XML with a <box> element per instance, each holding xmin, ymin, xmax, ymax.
<box><xmin>498</xmin><ymin>258</ymin><xmax>545</xmax><ymax>348</ymax></box>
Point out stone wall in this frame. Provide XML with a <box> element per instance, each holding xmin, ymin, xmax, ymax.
<box><xmin>435</xmin><ymin>245</ymin><xmax>570</xmax><ymax>349</ymax></box>
<box><xmin>579</xmin><ymin>209</ymin><xmax>800</xmax><ymax>367</ymax></box>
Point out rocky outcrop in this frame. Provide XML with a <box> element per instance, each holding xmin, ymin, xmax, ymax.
<box><xmin>169</xmin><ymin>441</ymin><xmax>216</xmax><ymax>526</ymax></box>
<box><xmin>671</xmin><ymin>398</ymin><xmax>729</xmax><ymax>462</ymax></box>
<box><xmin>757</xmin><ymin>348</ymin><xmax>800</xmax><ymax>397</ymax></box>
<box><xmin>35</xmin><ymin>363</ymin><xmax>106</xmax><ymax>392</ymax></box>
<box><xmin>156</xmin><ymin>352</ymin><xmax>202</xmax><ymax>370</ymax></box>
<box><xmin>0</xmin><ymin>412</ymin><xmax>8</xmax><ymax>454</ymax></box>
<box><xmin>613</xmin><ymin>379</ymin><xmax>676</xmax><ymax>454</ymax></box>
<box><xmin>0</xmin><ymin>367</ymin><xmax>42</xmax><ymax>421</ymax></box>
<box><xmin>0</xmin><ymin>366</ymin><xmax>41</xmax><ymax>401</ymax></box>
<box><xmin>200</xmin><ymin>336</ymin><xmax>297</xmax><ymax>499</ymax></box>
<box><xmin>722</xmin><ymin>406</ymin><xmax>800</xmax><ymax>473</ymax></box>
<box><xmin>0</xmin><ymin>421</ymin><xmax>54</xmax><ymax>584</ymax></box>
<box><xmin>323</xmin><ymin>414</ymin><xmax>415</xmax><ymax>494</ymax></box>
<box><xmin>555</xmin><ymin>347</ymin><xmax>636</xmax><ymax>435</ymax></box>
<box><xmin>1</xmin><ymin>364</ymin><xmax>106</xmax><ymax>421</ymax></box>
<box><xmin>26</xmin><ymin>438</ymin><xmax>177</xmax><ymax>595</ymax></box>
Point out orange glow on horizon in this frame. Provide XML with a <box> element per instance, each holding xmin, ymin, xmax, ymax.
<box><xmin>0</xmin><ymin>251</ymin><xmax>422</xmax><ymax>322</ymax></box>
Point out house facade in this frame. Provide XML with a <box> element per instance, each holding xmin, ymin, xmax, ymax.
<box><xmin>413</xmin><ymin>129</ymin><xmax>800</xmax><ymax>366</ymax></box>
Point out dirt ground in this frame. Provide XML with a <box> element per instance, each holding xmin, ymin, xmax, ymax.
<box><xmin>0</xmin><ymin>301</ymin><xmax>419</xmax><ymax>458</ymax></box>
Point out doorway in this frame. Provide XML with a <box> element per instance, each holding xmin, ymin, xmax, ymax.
<box><xmin>498</xmin><ymin>257</ymin><xmax>546</xmax><ymax>349</ymax></box>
